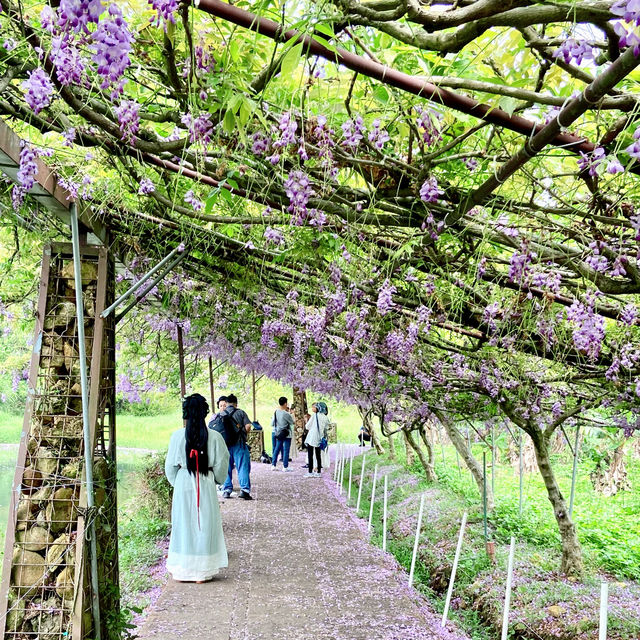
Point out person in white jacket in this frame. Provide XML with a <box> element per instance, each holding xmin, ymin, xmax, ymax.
<box><xmin>304</xmin><ymin>402</ymin><xmax>329</xmax><ymax>477</ymax></box>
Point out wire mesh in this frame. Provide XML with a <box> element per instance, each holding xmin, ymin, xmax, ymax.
<box><xmin>1</xmin><ymin>244</ymin><xmax>118</xmax><ymax>640</ymax></box>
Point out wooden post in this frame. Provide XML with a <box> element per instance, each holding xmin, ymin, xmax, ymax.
<box><xmin>208</xmin><ymin>356</ymin><xmax>215</xmax><ymax>408</ymax></box>
<box><xmin>368</xmin><ymin>464</ymin><xmax>379</xmax><ymax>532</ymax></box>
<box><xmin>177</xmin><ymin>324</ymin><xmax>186</xmax><ymax>398</ymax></box>
<box><xmin>356</xmin><ymin>453</ymin><xmax>367</xmax><ymax>513</ymax></box>
<box><xmin>501</xmin><ymin>537</ymin><xmax>516</xmax><ymax>640</ymax></box>
<box><xmin>409</xmin><ymin>494</ymin><xmax>426</xmax><ymax>588</ymax></box>
<box><xmin>441</xmin><ymin>512</ymin><xmax>467</xmax><ymax>628</ymax></box>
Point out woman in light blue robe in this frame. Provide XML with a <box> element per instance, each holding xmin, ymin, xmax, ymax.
<box><xmin>165</xmin><ymin>394</ymin><xmax>230</xmax><ymax>582</ymax></box>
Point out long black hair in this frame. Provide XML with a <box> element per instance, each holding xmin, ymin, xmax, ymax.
<box><xmin>182</xmin><ymin>393</ymin><xmax>209</xmax><ymax>475</ymax></box>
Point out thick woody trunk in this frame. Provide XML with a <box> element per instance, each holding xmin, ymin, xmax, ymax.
<box><xmin>531</xmin><ymin>431</ymin><xmax>584</xmax><ymax>576</ymax></box>
<box><xmin>403</xmin><ymin>429</ymin><xmax>416</xmax><ymax>466</ymax></box>
<box><xmin>404</xmin><ymin>428</ymin><xmax>437</xmax><ymax>482</ymax></box>
<box><xmin>358</xmin><ymin>406</ymin><xmax>384</xmax><ymax>454</ymax></box>
<box><xmin>437</xmin><ymin>412</ymin><xmax>494</xmax><ymax>509</ymax></box>
<box><xmin>419</xmin><ymin>426</ymin><xmax>438</xmax><ymax>482</ymax></box>
<box><xmin>291</xmin><ymin>387</ymin><xmax>308</xmax><ymax>451</ymax></box>
<box><xmin>387</xmin><ymin>433</ymin><xmax>396</xmax><ymax>459</ymax></box>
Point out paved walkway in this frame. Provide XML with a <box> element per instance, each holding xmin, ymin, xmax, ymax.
<box><xmin>135</xmin><ymin>448</ymin><xmax>468</xmax><ymax>640</ymax></box>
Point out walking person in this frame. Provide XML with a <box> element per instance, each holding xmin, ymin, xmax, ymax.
<box><xmin>271</xmin><ymin>396</ymin><xmax>295</xmax><ymax>472</ymax></box>
<box><xmin>221</xmin><ymin>393</ymin><xmax>254</xmax><ymax>500</ymax></box>
<box><xmin>304</xmin><ymin>402</ymin><xmax>329</xmax><ymax>477</ymax></box>
<box><xmin>165</xmin><ymin>394</ymin><xmax>229</xmax><ymax>582</ymax></box>
<box><xmin>208</xmin><ymin>396</ymin><xmax>228</xmax><ymax>426</ymax></box>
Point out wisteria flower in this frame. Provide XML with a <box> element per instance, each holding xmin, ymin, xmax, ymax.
<box><xmin>419</xmin><ymin>176</ymin><xmax>442</xmax><ymax>203</ymax></box>
<box><xmin>22</xmin><ymin>68</ymin><xmax>54</xmax><ymax>114</ymax></box>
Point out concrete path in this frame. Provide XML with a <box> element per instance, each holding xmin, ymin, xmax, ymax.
<box><xmin>135</xmin><ymin>449</ymin><xmax>468</xmax><ymax>640</ymax></box>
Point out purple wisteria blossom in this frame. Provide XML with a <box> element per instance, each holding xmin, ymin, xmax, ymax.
<box><xmin>508</xmin><ymin>246</ymin><xmax>536</xmax><ymax>283</ymax></box>
<box><xmin>50</xmin><ymin>36</ymin><xmax>86</xmax><ymax>86</ymax></box>
<box><xmin>565</xmin><ymin>293</ymin><xmax>605</xmax><ymax>360</ymax></box>
<box><xmin>607</xmin><ymin>156</ymin><xmax>624</xmax><ymax>174</ymax></box>
<box><xmin>577</xmin><ymin>146</ymin><xmax>605</xmax><ymax>176</ymax></box>
<box><xmin>264</xmin><ymin>226</ymin><xmax>285</xmax><ymax>246</ymax></box>
<box><xmin>251</xmin><ymin>132</ymin><xmax>269</xmax><ymax>156</ymax></box>
<box><xmin>91</xmin><ymin>4</ymin><xmax>134</xmax><ymax>95</ymax></box>
<box><xmin>367</xmin><ymin>119</ymin><xmax>390</xmax><ymax>150</ymax></box>
<box><xmin>553</xmin><ymin>38</ymin><xmax>596</xmax><ymax>66</ymax></box>
<box><xmin>57</xmin><ymin>0</ymin><xmax>103</xmax><ymax>33</ymax></box>
<box><xmin>138</xmin><ymin>178</ymin><xmax>155</xmax><ymax>195</ymax></box>
<box><xmin>22</xmin><ymin>68</ymin><xmax>54</xmax><ymax>114</ymax></box>
<box><xmin>115</xmin><ymin>100</ymin><xmax>140</xmax><ymax>144</ymax></box>
<box><xmin>377</xmin><ymin>279</ymin><xmax>396</xmax><ymax>316</ymax></box>
<box><xmin>184</xmin><ymin>190</ymin><xmax>204</xmax><ymax>211</ymax></box>
<box><xmin>12</xmin><ymin>144</ymin><xmax>38</xmax><ymax>210</ymax></box>
<box><xmin>621</xmin><ymin>303</ymin><xmax>638</xmax><ymax>326</ymax></box>
<box><xmin>419</xmin><ymin>176</ymin><xmax>442</xmax><ymax>203</ymax></box>
<box><xmin>181</xmin><ymin>113</ymin><xmax>213</xmax><ymax>145</ymax></box>
<box><xmin>341</xmin><ymin>115</ymin><xmax>364</xmax><ymax>148</ymax></box>
<box><xmin>284</xmin><ymin>170</ymin><xmax>315</xmax><ymax>224</ymax></box>
<box><xmin>415</xmin><ymin>106</ymin><xmax>441</xmax><ymax>146</ymax></box>
<box><xmin>148</xmin><ymin>0</ymin><xmax>179</xmax><ymax>29</ymax></box>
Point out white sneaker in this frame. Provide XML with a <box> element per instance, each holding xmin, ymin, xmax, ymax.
<box><xmin>283</xmin><ymin>467</ymin><xmax>294</xmax><ymax>472</ymax></box>
<box><xmin>313</xmin><ymin>472</ymin><xmax>321</xmax><ymax>477</ymax></box>
<box><xmin>304</xmin><ymin>472</ymin><xmax>314</xmax><ymax>478</ymax></box>
<box><xmin>271</xmin><ymin>466</ymin><xmax>278</xmax><ymax>471</ymax></box>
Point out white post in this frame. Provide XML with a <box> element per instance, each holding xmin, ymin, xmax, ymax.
<box><xmin>339</xmin><ymin>446</ymin><xmax>346</xmax><ymax>494</ymax></box>
<box><xmin>347</xmin><ymin>450</ymin><xmax>354</xmax><ymax>504</ymax></box>
<box><xmin>441</xmin><ymin>511</ymin><xmax>468</xmax><ymax>628</ymax></box>
<box><xmin>382</xmin><ymin>474</ymin><xmax>388</xmax><ymax>552</ymax></box>
<box><xmin>599</xmin><ymin>582</ymin><xmax>608</xmax><ymax>640</ymax></box>
<box><xmin>409</xmin><ymin>494</ymin><xmax>426</xmax><ymax>588</ymax></box>
<box><xmin>334</xmin><ymin>443</ymin><xmax>341</xmax><ymax>481</ymax></box>
<box><xmin>368</xmin><ymin>464</ymin><xmax>379</xmax><ymax>533</ymax></box>
<box><xmin>501</xmin><ymin>536</ymin><xmax>516</xmax><ymax>640</ymax></box>
<box><xmin>356</xmin><ymin>453</ymin><xmax>367</xmax><ymax>514</ymax></box>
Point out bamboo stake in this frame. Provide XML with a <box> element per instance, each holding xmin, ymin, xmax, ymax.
<box><xmin>441</xmin><ymin>511</ymin><xmax>467</xmax><ymax>628</ymax></box>
<box><xmin>356</xmin><ymin>453</ymin><xmax>367</xmax><ymax>514</ymax></box>
<box><xmin>409</xmin><ymin>494</ymin><xmax>426</xmax><ymax>588</ymax></box>
<box><xmin>368</xmin><ymin>464</ymin><xmax>379</xmax><ymax>533</ymax></box>
<box><xmin>382</xmin><ymin>475</ymin><xmax>388</xmax><ymax>552</ymax></box>
<box><xmin>501</xmin><ymin>537</ymin><xmax>516</xmax><ymax>640</ymax></box>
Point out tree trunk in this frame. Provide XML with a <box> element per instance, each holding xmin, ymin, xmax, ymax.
<box><xmin>437</xmin><ymin>412</ymin><xmax>494</xmax><ymax>509</ymax></box>
<box><xmin>358</xmin><ymin>406</ymin><xmax>384</xmax><ymax>454</ymax></box>
<box><xmin>402</xmin><ymin>429</ymin><xmax>415</xmax><ymax>467</ymax></box>
<box><xmin>419</xmin><ymin>426</ymin><xmax>437</xmax><ymax>482</ymax></box>
<box><xmin>291</xmin><ymin>387</ymin><xmax>308</xmax><ymax>451</ymax></box>
<box><xmin>387</xmin><ymin>432</ymin><xmax>396</xmax><ymax>459</ymax></box>
<box><xmin>404</xmin><ymin>428</ymin><xmax>437</xmax><ymax>482</ymax></box>
<box><xmin>531</xmin><ymin>431</ymin><xmax>584</xmax><ymax>576</ymax></box>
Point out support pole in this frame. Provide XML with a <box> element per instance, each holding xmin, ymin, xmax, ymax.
<box><xmin>70</xmin><ymin>204</ymin><xmax>101</xmax><ymax>640</ymax></box>
<box><xmin>101</xmin><ymin>246</ymin><xmax>180</xmax><ymax>318</ymax></box>
<box><xmin>177</xmin><ymin>325</ymin><xmax>186</xmax><ymax>398</ymax></box>
<box><xmin>491</xmin><ymin>424</ymin><xmax>496</xmax><ymax>498</ymax></box>
<box><xmin>382</xmin><ymin>475</ymin><xmax>388</xmax><ymax>552</ymax></box>
<box><xmin>483</xmin><ymin>452</ymin><xmax>488</xmax><ymax>542</ymax></box>
<box><xmin>347</xmin><ymin>450</ymin><xmax>354</xmax><ymax>504</ymax></box>
<box><xmin>208</xmin><ymin>356</ymin><xmax>215</xmax><ymax>408</ymax></box>
<box><xmin>518</xmin><ymin>433</ymin><xmax>523</xmax><ymax>517</ymax></box>
<box><xmin>501</xmin><ymin>537</ymin><xmax>516</xmax><ymax>640</ymax></box>
<box><xmin>441</xmin><ymin>511</ymin><xmax>467</xmax><ymax>628</ymax></box>
<box><xmin>368</xmin><ymin>464</ymin><xmax>379</xmax><ymax>533</ymax></box>
<box><xmin>339</xmin><ymin>446</ymin><xmax>346</xmax><ymax>494</ymax></box>
<box><xmin>569</xmin><ymin>426</ymin><xmax>581</xmax><ymax>519</ymax></box>
<box><xmin>599</xmin><ymin>582</ymin><xmax>608</xmax><ymax>640</ymax></box>
<box><xmin>333</xmin><ymin>444</ymin><xmax>341</xmax><ymax>481</ymax></box>
<box><xmin>252</xmin><ymin>370</ymin><xmax>256</xmax><ymax>422</ymax></box>
<box><xmin>409</xmin><ymin>494</ymin><xmax>425</xmax><ymax>588</ymax></box>
<box><xmin>356</xmin><ymin>453</ymin><xmax>367</xmax><ymax>514</ymax></box>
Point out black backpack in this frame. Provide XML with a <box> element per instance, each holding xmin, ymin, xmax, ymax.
<box><xmin>209</xmin><ymin>407</ymin><xmax>241</xmax><ymax>447</ymax></box>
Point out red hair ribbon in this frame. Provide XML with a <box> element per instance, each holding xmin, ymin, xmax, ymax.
<box><xmin>189</xmin><ymin>449</ymin><xmax>201</xmax><ymax>530</ymax></box>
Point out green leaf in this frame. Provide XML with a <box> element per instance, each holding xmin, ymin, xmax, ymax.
<box><xmin>372</xmin><ymin>85</ymin><xmax>389</xmax><ymax>104</ymax></box>
<box><xmin>280</xmin><ymin>42</ymin><xmax>303</xmax><ymax>79</ymax></box>
<box><xmin>223</xmin><ymin>109</ymin><xmax>236</xmax><ymax>135</ymax></box>
<box><xmin>219</xmin><ymin>188</ymin><xmax>233</xmax><ymax>205</ymax></box>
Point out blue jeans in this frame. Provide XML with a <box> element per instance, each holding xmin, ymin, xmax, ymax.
<box><xmin>223</xmin><ymin>442</ymin><xmax>251</xmax><ymax>494</ymax></box>
<box><xmin>272</xmin><ymin>437</ymin><xmax>292</xmax><ymax>468</ymax></box>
